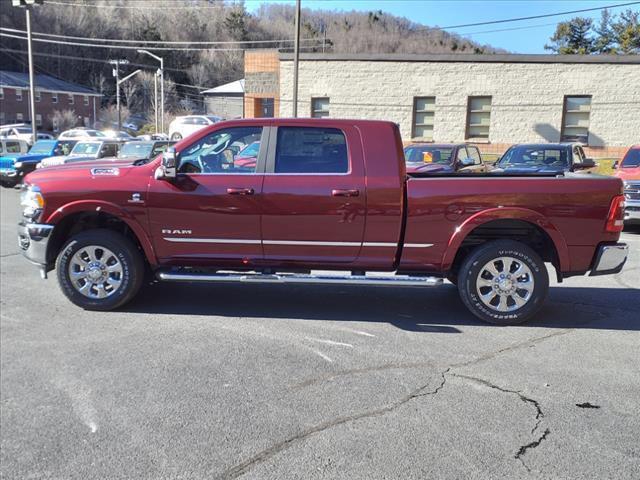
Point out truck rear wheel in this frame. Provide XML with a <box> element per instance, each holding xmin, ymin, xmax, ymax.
<box><xmin>458</xmin><ymin>240</ymin><xmax>548</xmax><ymax>325</ymax></box>
<box><xmin>56</xmin><ymin>229</ymin><xmax>144</xmax><ymax>311</ymax></box>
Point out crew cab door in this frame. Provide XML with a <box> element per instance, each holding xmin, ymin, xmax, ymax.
<box><xmin>147</xmin><ymin>125</ymin><xmax>267</xmax><ymax>266</ymax></box>
<box><xmin>261</xmin><ymin>124</ymin><xmax>366</xmax><ymax>264</ymax></box>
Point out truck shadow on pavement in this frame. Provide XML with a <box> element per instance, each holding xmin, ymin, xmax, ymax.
<box><xmin>125</xmin><ymin>282</ymin><xmax>639</xmax><ymax>332</ymax></box>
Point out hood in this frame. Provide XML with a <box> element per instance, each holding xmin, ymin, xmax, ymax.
<box><xmin>35</xmin><ymin>157</ymin><xmax>138</xmax><ymax>173</ymax></box>
<box><xmin>25</xmin><ymin>158</ymin><xmax>145</xmax><ymax>186</ymax></box>
<box><xmin>492</xmin><ymin>164</ymin><xmax>565</xmax><ymax>174</ymax></box>
<box><xmin>615</xmin><ymin>166</ymin><xmax>640</xmax><ymax>181</ymax></box>
<box><xmin>405</xmin><ymin>162</ymin><xmax>454</xmax><ymax>174</ymax></box>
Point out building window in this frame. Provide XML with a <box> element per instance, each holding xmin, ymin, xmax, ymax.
<box><xmin>0</xmin><ymin>112</ymin><xmax>4</xmax><ymax>124</ymax></box>
<box><xmin>0</xmin><ymin>88</ymin><xmax>4</xmax><ymax>100</ymax></box>
<box><xmin>311</xmin><ymin>97</ymin><xmax>330</xmax><ymax>118</ymax></box>
<box><xmin>16</xmin><ymin>89</ymin><xmax>23</xmax><ymax>101</ymax></box>
<box><xmin>412</xmin><ymin>96</ymin><xmax>436</xmax><ymax>140</ymax></box>
<box><xmin>466</xmin><ymin>96</ymin><xmax>492</xmax><ymax>140</ymax></box>
<box><xmin>16</xmin><ymin>113</ymin><xmax>24</xmax><ymax>121</ymax></box>
<box><xmin>52</xmin><ymin>93</ymin><xmax>58</xmax><ymax>104</ymax></box>
<box><xmin>84</xmin><ymin>95</ymin><xmax>89</xmax><ymax>106</ymax></box>
<box><xmin>561</xmin><ymin>95</ymin><xmax>591</xmax><ymax>144</ymax></box>
<box><xmin>35</xmin><ymin>90</ymin><xmax>41</xmax><ymax>102</ymax></box>
<box><xmin>84</xmin><ymin>116</ymin><xmax>90</xmax><ymax>126</ymax></box>
<box><xmin>36</xmin><ymin>114</ymin><xmax>42</xmax><ymax>126</ymax></box>
<box><xmin>68</xmin><ymin>94</ymin><xmax>74</xmax><ymax>105</ymax></box>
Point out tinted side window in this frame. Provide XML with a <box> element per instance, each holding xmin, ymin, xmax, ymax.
<box><xmin>274</xmin><ymin>127</ymin><xmax>348</xmax><ymax>174</ymax></box>
<box><xmin>6</xmin><ymin>142</ymin><xmax>21</xmax><ymax>153</ymax></box>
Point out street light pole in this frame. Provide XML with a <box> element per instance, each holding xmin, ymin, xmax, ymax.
<box><xmin>292</xmin><ymin>0</ymin><xmax>301</xmax><ymax>117</ymax></box>
<box><xmin>137</xmin><ymin>50</ymin><xmax>164</xmax><ymax>133</ymax></box>
<box><xmin>109</xmin><ymin>59</ymin><xmax>128</xmax><ymax>132</ymax></box>
<box><xmin>154</xmin><ymin>71</ymin><xmax>158</xmax><ymax>134</ymax></box>
<box><xmin>25</xmin><ymin>6</ymin><xmax>37</xmax><ymax>144</ymax></box>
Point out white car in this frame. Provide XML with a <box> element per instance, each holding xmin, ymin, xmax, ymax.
<box><xmin>0</xmin><ymin>138</ymin><xmax>30</xmax><ymax>156</ymax></box>
<box><xmin>57</xmin><ymin>128</ymin><xmax>106</xmax><ymax>140</ymax></box>
<box><xmin>168</xmin><ymin>115</ymin><xmax>223</xmax><ymax>141</ymax></box>
<box><xmin>0</xmin><ymin>124</ymin><xmax>35</xmax><ymax>145</ymax></box>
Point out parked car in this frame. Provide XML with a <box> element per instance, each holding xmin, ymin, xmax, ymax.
<box><xmin>614</xmin><ymin>145</ymin><xmax>640</xmax><ymax>225</ymax></box>
<box><xmin>123</xmin><ymin>114</ymin><xmax>148</xmax><ymax>132</ymax></box>
<box><xmin>116</xmin><ymin>140</ymin><xmax>175</xmax><ymax>162</ymax></box>
<box><xmin>233</xmin><ymin>141</ymin><xmax>260</xmax><ymax>169</ymax></box>
<box><xmin>0</xmin><ymin>139</ymin><xmax>77</xmax><ymax>186</ymax></box>
<box><xmin>17</xmin><ymin>119</ymin><xmax>627</xmax><ymax>325</ymax></box>
<box><xmin>0</xmin><ymin>138</ymin><xmax>30</xmax><ymax>156</ymax></box>
<box><xmin>38</xmin><ymin>139</ymin><xmax>122</xmax><ymax>168</ymax></box>
<box><xmin>404</xmin><ymin>143</ymin><xmax>487</xmax><ymax>174</ymax></box>
<box><xmin>168</xmin><ymin>115</ymin><xmax>223</xmax><ymax>141</ymax></box>
<box><xmin>57</xmin><ymin>129</ymin><xmax>107</xmax><ymax>140</ymax></box>
<box><xmin>37</xmin><ymin>133</ymin><xmax>55</xmax><ymax>141</ymax></box>
<box><xmin>493</xmin><ymin>143</ymin><xmax>597</xmax><ymax>173</ymax></box>
<box><xmin>101</xmin><ymin>130</ymin><xmax>138</xmax><ymax>141</ymax></box>
<box><xmin>0</xmin><ymin>124</ymin><xmax>35</xmax><ymax>145</ymax></box>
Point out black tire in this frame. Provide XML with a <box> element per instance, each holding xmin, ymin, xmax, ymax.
<box><xmin>171</xmin><ymin>133</ymin><xmax>182</xmax><ymax>141</ymax></box>
<box><xmin>458</xmin><ymin>240</ymin><xmax>548</xmax><ymax>325</ymax></box>
<box><xmin>1</xmin><ymin>178</ymin><xmax>18</xmax><ymax>188</ymax></box>
<box><xmin>56</xmin><ymin>229</ymin><xmax>145</xmax><ymax>311</ymax></box>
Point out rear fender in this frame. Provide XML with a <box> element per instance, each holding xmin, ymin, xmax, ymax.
<box><xmin>46</xmin><ymin>200</ymin><xmax>157</xmax><ymax>265</ymax></box>
<box><xmin>441</xmin><ymin>207</ymin><xmax>570</xmax><ymax>272</ymax></box>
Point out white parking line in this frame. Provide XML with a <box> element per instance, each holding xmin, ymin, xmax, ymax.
<box><xmin>309</xmin><ymin>349</ymin><xmax>333</xmax><ymax>363</ymax></box>
<box><xmin>306</xmin><ymin>337</ymin><xmax>354</xmax><ymax>348</ymax></box>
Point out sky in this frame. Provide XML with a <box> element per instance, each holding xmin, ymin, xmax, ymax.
<box><xmin>245</xmin><ymin>0</ymin><xmax>639</xmax><ymax>53</ymax></box>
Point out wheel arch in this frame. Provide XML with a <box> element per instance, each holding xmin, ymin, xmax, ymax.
<box><xmin>442</xmin><ymin>207</ymin><xmax>570</xmax><ymax>278</ymax></box>
<box><xmin>45</xmin><ymin>200</ymin><xmax>157</xmax><ymax>269</ymax></box>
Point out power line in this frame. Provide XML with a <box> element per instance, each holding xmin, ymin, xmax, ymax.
<box><xmin>44</xmin><ymin>0</ymin><xmax>228</xmax><ymax>9</ymax></box>
<box><xmin>0</xmin><ymin>27</ymin><xmax>327</xmax><ymax>46</ymax></box>
<box><xmin>0</xmin><ymin>33</ymin><xmax>325</xmax><ymax>52</ymax></box>
<box><xmin>439</xmin><ymin>1</ymin><xmax>640</xmax><ymax>30</ymax></box>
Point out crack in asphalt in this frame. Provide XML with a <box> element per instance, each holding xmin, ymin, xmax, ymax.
<box><xmin>217</xmin><ymin>368</ymin><xmax>450</xmax><ymax>480</ymax></box>
<box><xmin>452</xmin><ymin>374</ymin><xmax>549</xmax><ymax>473</ymax></box>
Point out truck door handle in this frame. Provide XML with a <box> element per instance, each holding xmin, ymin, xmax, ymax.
<box><xmin>226</xmin><ymin>188</ymin><xmax>254</xmax><ymax>195</ymax></box>
<box><xmin>332</xmin><ymin>189</ymin><xmax>360</xmax><ymax>197</ymax></box>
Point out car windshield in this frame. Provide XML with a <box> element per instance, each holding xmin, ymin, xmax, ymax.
<box><xmin>16</xmin><ymin>127</ymin><xmax>32</xmax><ymax>134</ymax></box>
<box><xmin>28</xmin><ymin>141</ymin><xmax>54</xmax><ymax>155</ymax></box>
<box><xmin>70</xmin><ymin>142</ymin><xmax>100</xmax><ymax>155</ymax></box>
<box><xmin>237</xmin><ymin>142</ymin><xmax>259</xmax><ymax>158</ymax></box>
<box><xmin>404</xmin><ymin>146</ymin><xmax>453</xmax><ymax>164</ymax></box>
<box><xmin>205</xmin><ymin>115</ymin><xmax>222</xmax><ymax>123</ymax></box>
<box><xmin>498</xmin><ymin>147</ymin><xmax>568</xmax><ymax>168</ymax></box>
<box><xmin>621</xmin><ymin>149</ymin><xmax>640</xmax><ymax>168</ymax></box>
<box><xmin>86</xmin><ymin>131</ymin><xmax>106</xmax><ymax>137</ymax></box>
<box><xmin>119</xmin><ymin>142</ymin><xmax>153</xmax><ymax>159</ymax></box>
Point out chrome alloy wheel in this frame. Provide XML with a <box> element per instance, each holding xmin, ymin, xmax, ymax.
<box><xmin>68</xmin><ymin>246</ymin><xmax>123</xmax><ymax>299</ymax></box>
<box><xmin>475</xmin><ymin>256</ymin><xmax>534</xmax><ymax>312</ymax></box>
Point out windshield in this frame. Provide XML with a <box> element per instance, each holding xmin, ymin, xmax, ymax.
<box><xmin>16</xmin><ymin>127</ymin><xmax>32</xmax><ymax>134</ymax></box>
<box><xmin>87</xmin><ymin>131</ymin><xmax>106</xmax><ymax>137</ymax></box>
<box><xmin>119</xmin><ymin>142</ymin><xmax>153</xmax><ymax>159</ymax></box>
<box><xmin>404</xmin><ymin>146</ymin><xmax>453</xmax><ymax>164</ymax></box>
<box><xmin>28</xmin><ymin>141</ymin><xmax>54</xmax><ymax>155</ymax></box>
<box><xmin>70</xmin><ymin>142</ymin><xmax>100</xmax><ymax>155</ymax></box>
<box><xmin>621</xmin><ymin>149</ymin><xmax>640</xmax><ymax>168</ymax></box>
<box><xmin>497</xmin><ymin>147</ymin><xmax>568</xmax><ymax>168</ymax></box>
<box><xmin>237</xmin><ymin>142</ymin><xmax>260</xmax><ymax>158</ymax></box>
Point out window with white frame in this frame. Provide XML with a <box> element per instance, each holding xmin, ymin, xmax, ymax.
<box><xmin>16</xmin><ymin>113</ymin><xmax>24</xmax><ymax>121</ymax></box>
<box><xmin>84</xmin><ymin>95</ymin><xmax>89</xmax><ymax>106</ymax></box>
<box><xmin>412</xmin><ymin>96</ymin><xmax>436</xmax><ymax>140</ymax></box>
<box><xmin>311</xmin><ymin>97</ymin><xmax>330</xmax><ymax>118</ymax></box>
<box><xmin>0</xmin><ymin>88</ymin><xmax>4</xmax><ymax>100</ymax></box>
<box><xmin>561</xmin><ymin>95</ymin><xmax>591</xmax><ymax>144</ymax></box>
<box><xmin>35</xmin><ymin>90</ymin><xmax>41</xmax><ymax>102</ymax></box>
<box><xmin>52</xmin><ymin>92</ymin><xmax>58</xmax><ymax>104</ymax></box>
<box><xmin>466</xmin><ymin>96</ymin><xmax>492</xmax><ymax>140</ymax></box>
<box><xmin>36</xmin><ymin>114</ymin><xmax>42</xmax><ymax>126</ymax></box>
<box><xmin>0</xmin><ymin>111</ymin><xmax>4</xmax><ymax>124</ymax></box>
<box><xmin>16</xmin><ymin>89</ymin><xmax>23</xmax><ymax>101</ymax></box>
<box><xmin>68</xmin><ymin>94</ymin><xmax>74</xmax><ymax>105</ymax></box>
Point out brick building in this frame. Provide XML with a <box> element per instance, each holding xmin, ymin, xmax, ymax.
<box><xmin>244</xmin><ymin>51</ymin><xmax>640</xmax><ymax>159</ymax></box>
<box><xmin>0</xmin><ymin>70</ymin><xmax>101</xmax><ymax>132</ymax></box>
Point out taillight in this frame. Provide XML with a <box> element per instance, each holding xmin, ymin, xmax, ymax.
<box><xmin>605</xmin><ymin>195</ymin><xmax>625</xmax><ymax>233</ymax></box>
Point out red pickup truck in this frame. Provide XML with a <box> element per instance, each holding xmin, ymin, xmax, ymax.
<box><xmin>18</xmin><ymin>119</ymin><xmax>627</xmax><ymax>325</ymax></box>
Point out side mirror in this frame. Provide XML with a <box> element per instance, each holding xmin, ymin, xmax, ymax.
<box><xmin>578</xmin><ymin>158</ymin><xmax>596</xmax><ymax>169</ymax></box>
<box><xmin>156</xmin><ymin>147</ymin><xmax>178</xmax><ymax>179</ymax></box>
<box><xmin>612</xmin><ymin>160</ymin><xmax>619</xmax><ymax>170</ymax></box>
<box><xmin>459</xmin><ymin>157</ymin><xmax>475</xmax><ymax>168</ymax></box>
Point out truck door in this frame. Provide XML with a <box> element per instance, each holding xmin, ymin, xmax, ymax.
<box><xmin>147</xmin><ymin>125</ymin><xmax>267</xmax><ymax>266</ymax></box>
<box><xmin>261</xmin><ymin>124</ymin><xmax>366</xmax><ymax>265</ymax></box>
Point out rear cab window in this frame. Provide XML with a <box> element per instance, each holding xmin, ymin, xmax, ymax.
<box><xmin>467</xmin><ymin>146</ymin><xmax>482</xmax><ymax>165</ymax></box>
<box><xmin>273</xmin><ymin>127</ymin><xmax>348</xmax><ymax>174</ymax></box>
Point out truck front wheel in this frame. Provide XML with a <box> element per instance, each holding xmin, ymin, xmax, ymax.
<box><xmin>56</xmin><ymin>229</ymin><xmax>145</xmax><ymax>311</ymax></box>
<box><xmin>458</xmin><ymin>240</ymin><xmax>549</xmax><ymax>325</ymax></box>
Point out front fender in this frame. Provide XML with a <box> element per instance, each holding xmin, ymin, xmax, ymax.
<box><xmin>441</xmin><ymin>207</ymin><xmax>570</xmax><ymax>272</ymax></box>
<box><xmin>45</xmin><ymin>200</ymin><xmax>157</xmax><ymax>266</ymax></box>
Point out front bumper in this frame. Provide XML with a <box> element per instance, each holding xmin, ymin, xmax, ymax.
<box><xmin>17</xmin><ymin>221</ymin><xmax>53</xmax><ymax>268</ymax></box>
<box><xmin>0</xmin><ymin>168</ymin><xmax>18</xmax><ymax>178</ymax></box>
<box><xmin>589</xmin><ymin>243</ymin><xmax>628</xmax><ymax>276</ymax></box>
<box><xmin>624</xmin><ymin>203</ymin><xmax>640</xmax><ymax>223</ymax></box>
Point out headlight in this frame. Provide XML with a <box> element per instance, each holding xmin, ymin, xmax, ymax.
<box><xmin>14</xmin><ymin>162</ymin><xmax>23</xmax><ymax>169</ymax></box>
<box><xmin>20</xmin><ymin>185</ymin><xmax>45</xmax><ymax>222</ymax></box>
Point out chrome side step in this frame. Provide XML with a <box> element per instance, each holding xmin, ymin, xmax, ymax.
<box><xmin>156</xmin><ymin>270</ymin><xmax>443</xmax><ymax>288</ymax></box>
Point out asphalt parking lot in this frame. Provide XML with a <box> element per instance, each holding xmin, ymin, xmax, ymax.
<box><xmin>1</xmin><ymin>185</ymin><xmax>639</xmax><ymax>480</ymax></box>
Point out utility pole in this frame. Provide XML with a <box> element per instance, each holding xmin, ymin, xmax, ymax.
<box><xmin>292</xmin><ymin>0</ymin><xmax>301</xmax><ymax>117</ymax></box>
<box><xmin>109</xmin><ymin>59</ymin><xmax>128</xmax><ymax>132</ymax></box>
<box><xmin>154</xmin><ymin>71</ymin><xmax>159</xmax><ymax>134</ymax></box>
<box><xmin>138</xmin><ymin>50</ymin><xmax>164</xmax><ymax>133</ymax></box>
<box><xmin>12</xmin><ymin>0</ymin><xmax>43</xmax><ymax>145</ymax></box>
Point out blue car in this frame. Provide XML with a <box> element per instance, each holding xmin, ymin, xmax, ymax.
<box><xmin>0</xmin><ymin>139</ymin><xmax>77</xmax><ymax>187</ymax></box>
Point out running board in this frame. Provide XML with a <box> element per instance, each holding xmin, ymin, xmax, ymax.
<box><xmin>156</xmin><ymin>270</ymin><xmax>443</xmax><ymax>288</ymax></box>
